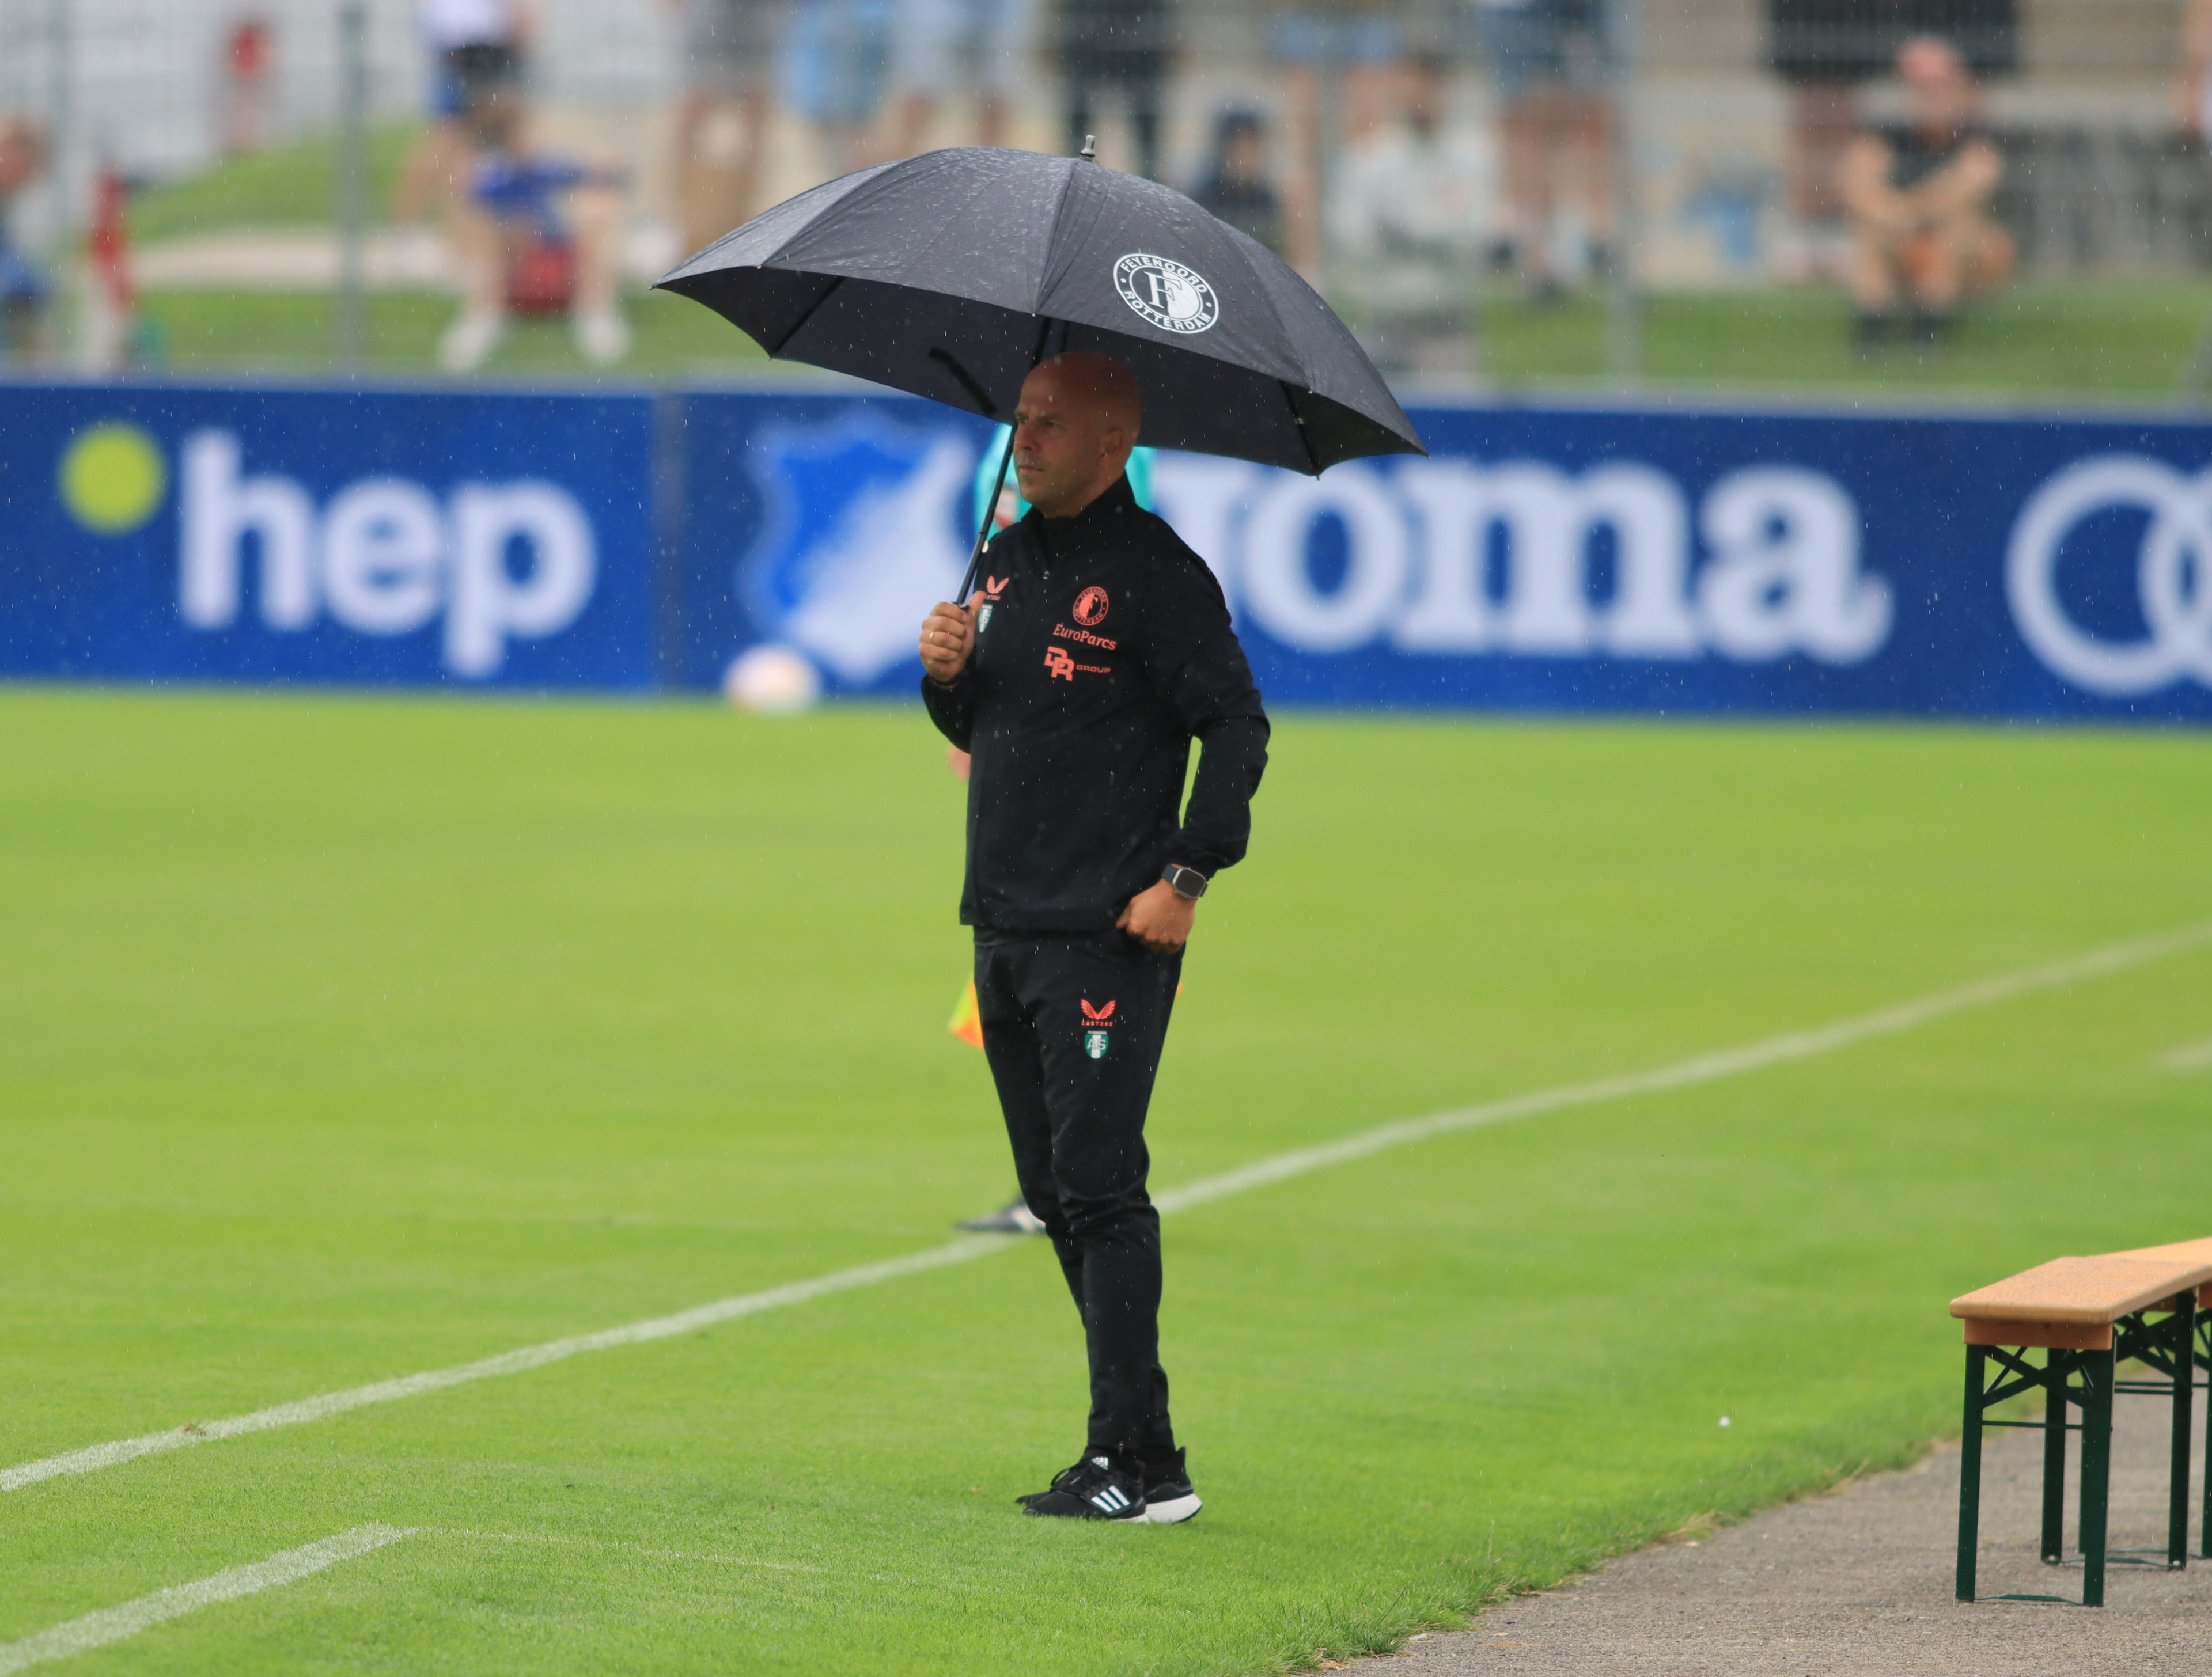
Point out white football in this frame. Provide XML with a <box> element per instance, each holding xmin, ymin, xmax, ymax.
<box><xmin>724</xmin><ymin>644</ymin><xmax>822</xmax><ymax>714</ymax></box>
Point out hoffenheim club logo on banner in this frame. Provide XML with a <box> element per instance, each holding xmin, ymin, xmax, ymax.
<box><xmin>738</xmin><ymin>412</ymin><xmax>973</xmax><ymax>688</ymax></box>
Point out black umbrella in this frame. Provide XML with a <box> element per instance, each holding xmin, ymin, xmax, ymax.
<box><xmin>653</xmin><ymin>144</ymin><xmax>1425</xmax><ymax>598</ymax></box>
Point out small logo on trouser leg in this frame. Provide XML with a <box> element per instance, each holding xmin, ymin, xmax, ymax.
<box><xmin>1080</xmin><ymin>999</ymin><xmax>1116</xmax><ymax>1060</ymax></box>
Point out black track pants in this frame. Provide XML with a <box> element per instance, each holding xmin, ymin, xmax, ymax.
<box><xmin>974</xmin><ymin>928</ymin><xmax>1181</xmax><ymax>1460</ymax></box>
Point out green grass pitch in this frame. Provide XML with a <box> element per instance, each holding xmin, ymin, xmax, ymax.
<box><xmin>4</xmin><ymin>688</ymin><xmax>2209</xmax><ymax>1675</ymax></box>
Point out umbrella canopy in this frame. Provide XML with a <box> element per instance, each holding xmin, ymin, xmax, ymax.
<box><xmin>653</xmin><ymin>147</ymin><xmax>1423</xmax><ymax>476</ymax></box>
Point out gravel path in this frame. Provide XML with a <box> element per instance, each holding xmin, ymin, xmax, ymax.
<box><xmin>1351</xmin><ymin>1402</ymin><xmax>2212</xmax><ymax>1675</ymax></box>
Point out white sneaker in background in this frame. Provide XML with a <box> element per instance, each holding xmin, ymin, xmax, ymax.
<box><xmin>437</xmin><ymin>309</ymin><xmax>505</xmax><ymax>373</ymax></box>
<box><xmin>574</xmin><ymin>309</ymin><xmax>630</xmax><ymax>365</ymax></box>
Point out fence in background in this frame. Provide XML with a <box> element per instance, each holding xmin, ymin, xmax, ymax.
<box><xmin>2</xmin><ymin>1</ymin><xmax>2207</xmax><ymax>281</ymax></box>
<box><xmin>5</xmin><ymin>377</ymin><xmax>2209</xmax><ymax>723</ymax></box>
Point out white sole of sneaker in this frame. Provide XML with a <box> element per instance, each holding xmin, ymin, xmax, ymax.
<box><xmin>1143</xmin><ymin>1492</ymin><xmax>1201</xmax><ymax>1524</ymax></box>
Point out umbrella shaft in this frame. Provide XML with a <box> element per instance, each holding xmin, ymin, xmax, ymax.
<box><xmin>958</xmin><ymin>426</ymin><xmax>1018</xmax><ymax>607</ymax></box>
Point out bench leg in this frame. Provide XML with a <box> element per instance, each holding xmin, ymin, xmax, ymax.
<box><xmin>2172</xmin><ymin>1297</ymin><xmax>2195</xmax><ymax>1570</ymax></box>
<box><xmin>1958</xmin><ymin>1344</ymin><xmax>1986</xmax><ymax>1603</ymax></box>
<box><xmin>2041</xmin><ymin>1348</ymin><xmax>2068</xmax><ymax>1564</ymax></box>
<box><xmin>2201</xmin><ymin>1311</ymin><xmax>2211</xmax><ymax>1561</ymax></box>
<box><xmin>2080</xmin><ymin>1346</ymin><xmax>2115</xmax><ymax>1607</ymax></box>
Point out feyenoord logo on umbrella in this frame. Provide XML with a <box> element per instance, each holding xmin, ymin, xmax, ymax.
<box><xmin>1113</xmin><ymin>253</ymin><xmax>1219</xmax><ymax>335</ymax></box>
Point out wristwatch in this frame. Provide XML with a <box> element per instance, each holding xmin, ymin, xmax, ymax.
<box><xmin>1161</xmin><ymin>863</ymin><xmax>1209</xmax><ymax>900</ymax></box>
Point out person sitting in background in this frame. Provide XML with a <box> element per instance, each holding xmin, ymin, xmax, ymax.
<box><xmin>1192</xmin><ymin>109</ymin><xmax>1282</xmax><ymax>255</ymax></box>
<box><xmin>0</xmin><ymin>119</ymin><xmax>50</xmax><ymax>362</ymax></box>
<box><xmin>1837</xmin><ymin>33</ymin><xmax>2011</xmax><ymax>350</ymax></box>
<box><xmin>438</xmin><ymin>84</ymin><xmax>630</xmax><ymax>371</ymax></box>
<box><xmin>1330</xmin><ymin>56</ymin><xmax>1492</xmax><ymax>379</ymax></box>
<box><xmin>394</xmin><ymin>0</ymin><xmax>534</xmax><ymax>228</ymax></box>
<box><xmin>1764</xmin><ymin>0</ymin><xmax>2018</xmax><ymax>284</ymax></box>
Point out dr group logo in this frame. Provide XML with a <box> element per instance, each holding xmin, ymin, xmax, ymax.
<box><xmin>52</xmin><ymin>420</ymin><xmax>600</xmax><ymax>680</ymax></box>
<box><xmin>1147</xmin><ymin>454</ymin><xmax>1895</xmax><ymax>670</ymax></box>
<box><xmin>2006</xmin><ymin>454</ymin><xmax>2212</xmax><ymax>697</ymax></box>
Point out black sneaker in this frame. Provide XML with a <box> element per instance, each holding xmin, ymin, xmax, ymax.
<box><xmin>1019</xmin><ymin>1454</ymin><xmax>1147</xmax><ymax>1520</ymax></box>
<box><xmin>1140</xmin><ymin>1447</ymin><xmax>1202</xmax><ymax>1524</ymax></box>
<box><xmin>956</xmin><ymin>1197</ymin><xmax>1048</xmax><ymax>1235</ymax></box>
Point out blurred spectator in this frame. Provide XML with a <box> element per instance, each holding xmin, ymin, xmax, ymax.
<box><xmin>1193</xmin><ymin>109</ymin><xmax>1282</xmax><ymax>254</ymax></box>
<box><xmin>1767</xmin><ymin>1</ymin><xmax>2017</xmax><ymax>280</ymax></box>
<box><xmin>887</xmin><ymin>0</ymin><xmax>1033</xmax><ymax>157</ymax></box>
<box><xmin>1837</xmin><ymin>34</ymin><xmax>2010</xmax><ymax>348</ymax></box>
<box><xmin>1770</xmin><ymin>0</ymin><xmax>2018</xmax><ymax>82</ymax></box>
<box><xmin>781</xmin><ymin>0</ymin><xmax>894</xmax><ymax>175</ymax></box>
<box><xmin>437</xmin><ymin>84</ymin><xmax>630</xmax><ymax>370</ymax></box>
<box><xmin>1331</xmin><ymin>55</ymin><xmax>1490</xmax><ymax>378</ymax></box>
<box><xmin>1059</xmin><ymin>0</ymin><xmax>1173</xmax><ymax>180</ymax></box>
<box><xmin>668</xmin><ymin>0</ymin><xmax>786</xmax><ymax>257</ymax></box>
<box><xmin>1271</xmin><ymin>10</ymin><xmax>1401</xmax><ymax>275</ymax></box>
<box><xmin>1471</xmin><ymin>0</ymin><xmax>1613</xmax><ymax>297</ymax></box>
<box><xmin>219</xmin><ymin>17</ymin><xmax>275</xmax><ymax>157</ymax></box>
<box><xmin>2180</xmin><ymin>0</ymin><xmax>2212</xmax><ymax>141</ymax></box>
<box><xmin>2178</xmin><ymin>0</ymin><xmax>2212</xmax><ymax>395</ymax></box>
<box><xmin>82</xmin><ymin>165</ymin><xmax>150</xmax><ymax>371</ymax></box>
<box><xmin>0</xmin><ymin>119</ymin><xmax>51</xmax><ymax>362</ymax></box>
<box><xmin>394</xmin><ymin>0</ymin><xmax>534</xmax><ymax>227</ymax></box>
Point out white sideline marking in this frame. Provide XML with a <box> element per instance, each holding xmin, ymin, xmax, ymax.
<box><xmin>0</xmin><ymin>1524</ymin><xmax>408</xmax><ymax>1674</ymax></box>
<box><xmin>1156</xmin><ymin>919</ymin><xmax>2210</xmax><ymax>1214</ymax></box>
<box><xmin>1</xmin><ymin>1239</ymin><xmax>1003</xmax><ymax>1492</ymax></box>
<box><xmin>427</xmin><ymin>1526</ymin><xmax>993</xmax><ymax>1592</ymax></box>
<box><xmin>2155</xmin><ymin>1035</ymin><xmax>2212</xmax><ymax>1072</ymax></box>
<box><xmin>7</xmin><ymin>918</ymin><xmax>2209</xmax><ymax>1498</ymax></box>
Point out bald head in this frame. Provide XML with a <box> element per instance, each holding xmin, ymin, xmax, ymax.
<box><xmin>1011</xmin><ymin>353</ymin><xmax>1143</xmax><ymax>519</ymax></box>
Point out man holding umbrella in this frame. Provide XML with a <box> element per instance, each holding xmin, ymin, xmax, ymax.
<box><xmin>917</xmin><ymin>350</ymin><xmax>1267</xmax><ymax>1523</ymax></box>
<box><xmin>654</xmin><ymin>137</ymin><xmax>1421</xmax><ymax>1522</ymax></box>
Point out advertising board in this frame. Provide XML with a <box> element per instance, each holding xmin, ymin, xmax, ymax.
<box><xmin>0</xmin><ymin>384</ymin><xmax>657</xmax><ymax>689</ymax></box>
<box><xmin>681</xmin><ymin>390</ymin><xmax>2212</xmax><ymax>723</ymax></box>
<box><xmin>4</xmin><ymin>378</ymin><xmax>2207</xmax><ymax>723</ymax></box>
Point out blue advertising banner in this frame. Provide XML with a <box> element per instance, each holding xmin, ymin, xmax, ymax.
<box><xmin>679</xmin><ymin>390</ymin><xmax>2212</xmax><ymax>723</ymax></box>
<box><xmin>0</xmin><ymin>383</ymin><xmax>657</xmax><ymax>689</ymax></box>
<box><xmin>5</xmin><ymin>378</ymin><xmax>2209</xmax><ymax>721</ymax></box>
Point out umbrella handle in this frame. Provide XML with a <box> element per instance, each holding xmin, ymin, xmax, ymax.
<box><xmin>955</xmin><ymin>423</ymin><xmax>1017</xmax><ymax>608</ymax></box>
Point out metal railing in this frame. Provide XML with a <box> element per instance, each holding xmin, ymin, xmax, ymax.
<box><xmin>0</xmin><ymin>0</ymin><xmax>2203</xmax><ymax>388</ymax></box>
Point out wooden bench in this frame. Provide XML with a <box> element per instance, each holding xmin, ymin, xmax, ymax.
<box><xmin>1951</xmin><ymin>1249</ymin><xmax>2212</xmax><ymax>1605</ymax></box>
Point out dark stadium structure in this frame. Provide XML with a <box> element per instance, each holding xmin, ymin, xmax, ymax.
<box><xmin>1767</xmin><ymin>0</ymin><xmax>2018</xmax><ymax>84</ymax></box>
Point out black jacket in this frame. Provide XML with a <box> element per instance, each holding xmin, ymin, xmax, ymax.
<box><xmin>922</xmin><ymin>476</ymin><xmax>1269</xmax><ymax>932</ymax></box>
